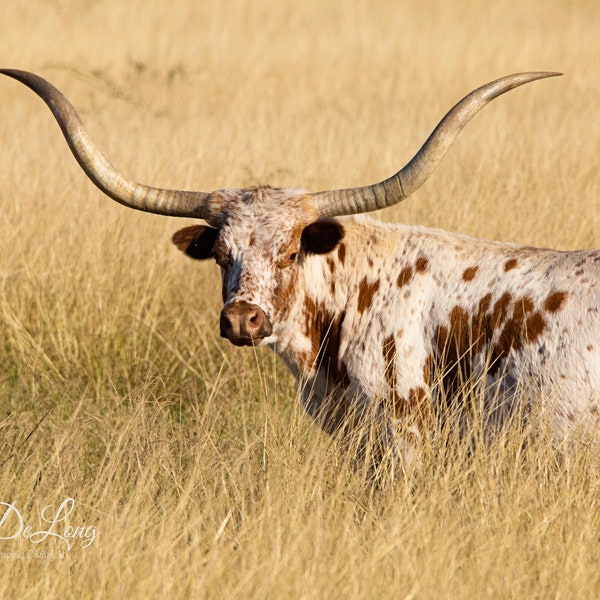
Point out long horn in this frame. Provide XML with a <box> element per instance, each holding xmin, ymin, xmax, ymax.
<box><xmin>0</xmin><ymin>69</ymin><xmax>212</xmax><ymax>218</ymax></box>
<box><xmin>309</xmin><ymin>72</ymin><xmax>561</xmax><ymax>218</ymax></box>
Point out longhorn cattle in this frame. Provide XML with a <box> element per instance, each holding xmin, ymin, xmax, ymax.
<box><xmin>2</xmin><ymin>69</ymin><xmax>597</xmax><ymax>475</ymax></box>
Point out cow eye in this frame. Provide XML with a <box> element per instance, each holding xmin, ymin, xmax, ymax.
<box><xmin>277</xmin><ymin>252</ymin><xmax>298</xmax><ymax>269</ymax></box>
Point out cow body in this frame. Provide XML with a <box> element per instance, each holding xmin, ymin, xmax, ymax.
<box><xmin>175</xmin><ymin>187</ymin><xmax>600</xmax><ymax>464</ymax></box>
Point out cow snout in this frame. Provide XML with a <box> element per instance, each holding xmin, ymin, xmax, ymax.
<box><xmin>220</xmin><ymin>301</ymin><xmax>273</xmax><ymax>346</ymax></box>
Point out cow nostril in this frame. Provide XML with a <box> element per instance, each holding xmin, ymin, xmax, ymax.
<box><xmin>247</xmin><ymin>311</ymin><xmax>265</xmax><ymax>333</ymax></box>
<box><xmin>219</xmin><ymin>311</ymin><xmax>234</xmax><ymax>335</ymax></box>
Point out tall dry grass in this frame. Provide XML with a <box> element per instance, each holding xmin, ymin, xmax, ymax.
<box><xmin>1</xmin><ymin>0</ymin><xmax>599</xmax><ymax>597</ymax></box>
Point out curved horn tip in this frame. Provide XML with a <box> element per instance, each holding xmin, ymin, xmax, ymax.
<box><xmin>310</xmin><ymin>70</ymin><xmax>563</xmax><ymax>218</ymax></box>
<box><xmin>0</xmin><ymin>68</ymin><xmax>214</xmax><ymax>219</ymax></box>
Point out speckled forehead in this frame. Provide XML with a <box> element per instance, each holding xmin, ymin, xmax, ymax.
<box><xmin>209</xmin><ymin>187</ymin><xmax>317</xmax><ymax>248</ymax></box>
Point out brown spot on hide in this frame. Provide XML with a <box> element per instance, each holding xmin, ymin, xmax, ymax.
<box><xmin>357</xmin><ymin>277</ymin><xmax>380</xmax><ymax>314</ymax></box>
<box><xmin>337</xmin><ymin>243</ymin><xmax>346</xmax><ymax>265</ymax></box>
<box><xmin>525</xmin><ymin>313</ymin><xmax>546</xmax><ymax>340</ymax></box>
<box><xmin>397</xmin><ymin>266</ymin><xmax>414</xmax><ymax>288</ymax></box>
<box><xmin>326</xmin><ymin>257</ymin><xmax>336</xmax><ymax>274</ymax></box>
<box><xmin>544</xmin><ymin>291</ymin><xmax>569</xmax><ymax>313</ymax></box>
<box><xmin>302</xmin><ymin>296</ymin><xmax>349</xmax><ymax>389</ymax></box>
<box><xmin>273</xmin><ymin>277</ymin><xmax>296</xmax><ymax>316</ymax></box>
<box><xmin>493</xmin><ymin>296</ymin><xmax>545</xmax><ymax>363</ymax></box>
<box><xmin>492</xmin><ymin>292</ymin><xmax>512</xmax><ymax>325</ymax></box>
<box><xmin>415</xmin><ymin>255</ymin><xmax>429</xmax><ymax>273</ymax></box>
<box><xmin>434</xmin><ymin>292</ymin><xmax>547</xmax><ymax>399</ymax></box>
<box><xmin>462</xmin><ymin>266</ymin><xmax>479</xmax><ymax>281</ymax></box>
<box><xmin>504</xmin><ymin>258</ymin><xmax>518</xmax><ymax>272</ymax></box>
<box><xmin>478</xmin><ymin>293</ymin><xmax>493</xmax><ymax>316</ymax></box>
<box><xmin>272</xmin><ymin>253</ymin><xmax>299</xmax><ymax>313</ymax></box>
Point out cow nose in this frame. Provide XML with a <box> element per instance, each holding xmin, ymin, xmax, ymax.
<box><xmin>220</xmin><ymin>301</ymin><xmax>273</xmax><ymax>346</ymax></box>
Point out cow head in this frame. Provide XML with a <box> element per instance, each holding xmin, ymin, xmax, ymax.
<box><xmin>0</xmin><ymin>69</ymin><xmax>560</xmax><ymax>347</ymax></box>
<box><xmin>171</xmin><ymin>187</ymin><xmax>344</xmax><ymax>346</ymax></box>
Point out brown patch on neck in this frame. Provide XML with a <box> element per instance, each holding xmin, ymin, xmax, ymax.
<box><xmin>272</xmin><ymin>267</ymin><xmax>298</xmax><ymax>318</ymax></box>
<box><xmin>337</xmin><ymin>243</ymin><xmax>346</xmax><ymax>265</ymax></box>
<box><xmin>302</xmin><ymin>296</ymin><xmax>349</xmax><ymax>389</ymax></box>
<box><xmin>504</xmin><ymin>258</ymin><xmax>518</xmax><ymax>272</ymax></box>
<box><xmin>357</xmin><ymin>277</ymin><xmax>380</xmax><ymax>314</ymax></box>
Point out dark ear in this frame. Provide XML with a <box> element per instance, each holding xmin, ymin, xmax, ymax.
<box><xmin>172</xmin><ymin>225</ymin><xmax>218</xmax><ymax>260</ymax></box>
<box><xmin>301</xmin><ymin>219</ymin><xmax>345</xmax><ymax>255</ymax></box>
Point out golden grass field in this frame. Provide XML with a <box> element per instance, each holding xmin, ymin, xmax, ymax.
<box><xmin>1</xmin><ymin>0</ymin><xmax>599</xmax><ymax>597</ymax></box>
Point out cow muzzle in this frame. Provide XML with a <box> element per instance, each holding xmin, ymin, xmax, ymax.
<box><xmin>220</xmin><ymin>301</ymin><xmax>273</xmax><ymax>346</ymax></box>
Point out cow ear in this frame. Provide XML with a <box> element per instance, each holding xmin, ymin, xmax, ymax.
<box><xmin>172</xmin><ymin>225</ymin><xmax>218</xmax><ymax>260</ymax></box>
<box><xmin>301</xmin><ymin>219</ymin><xmax>345</xmax><ymax>255</ymax></box>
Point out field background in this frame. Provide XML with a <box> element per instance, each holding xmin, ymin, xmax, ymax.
<box><xmin>1</xmin><ymin>1</ymin><xmax>599</xmax><ymax>597</ymax></box>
